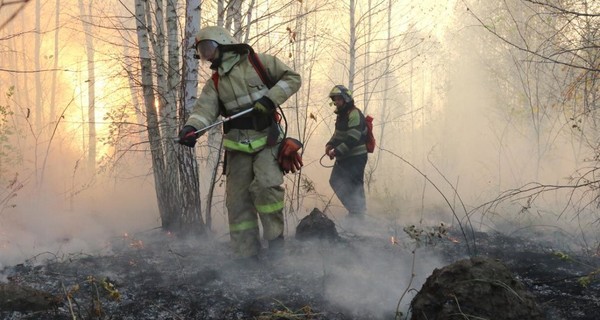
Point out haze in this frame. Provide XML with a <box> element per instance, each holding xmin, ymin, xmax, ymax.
<box><xmin>1</xmin><ymin>0</ymin><xmax>598</xmax><ymax>271</ymax></box>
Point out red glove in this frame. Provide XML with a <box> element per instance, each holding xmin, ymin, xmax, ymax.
<box><xmin>278</xmin><ymin>138</ymin><xmax>303</xmax><ymax>174</ymax></box>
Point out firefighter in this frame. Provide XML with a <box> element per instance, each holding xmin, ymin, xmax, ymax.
<box><xmin>177</xmin><ymin>26</ymin><xmax>301</xmax><ymax>260</ymax></box>
<box><xmin>325</xmin><ymin>85</ymin><xmax>368</xmax><ymax>219</ymax></box>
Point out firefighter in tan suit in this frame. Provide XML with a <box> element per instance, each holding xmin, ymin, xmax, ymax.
<box><xmin>178</xmin><ymin>26</ymin><xmax>301</xmax><ymax>260</ymax></box>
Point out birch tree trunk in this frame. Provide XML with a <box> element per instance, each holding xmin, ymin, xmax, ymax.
<box><xmin>78</xmin><ymin>0</ymin><xmax>96</xmax><ymax>172</ymax></box>
<box><xmin>34</xmin><ymin>0</ymin><xmax>42</xmax><ymax>186</ymax></box>
<box><xmin>35</xmin><ymin>0</ymin><xmax>42</xmax><ymax>131</ymax></box>
<box><xmin>179</xmin><ymin>0</ymin><xmax>204</xmax><ymax>231</ymax></box>
<box><xmin>348</xmin><ymin>0</ymin><xmax>356</xmax><ymax>90</ymax></box>
<box><xmin>134</xmin><ymin>0</ymin><xmax>172</xmax><ymax>229</ymax></box>
<box><xmin>362</xmin><ymin>0</ymin><xmax>371</xmax><ymax>114</ymax></box>
<box><xmin>375</xmin><ymin>0</ymin><xmax>392</xmax><ymax>170</ymax></box>
<box><xmin>50</xmin><ymin>0</ymin><xmax>60</xmax><ymax>123</ymax></box>
<box><xmin>225</xmin><ymin>0</ymin><xmax>243</xmax><ymax>34</ymax></box>
<box><xmin>167</xmin><ymin>0</ymin><xmax>203</xmax><ymax>231</ymax></box>
<box><xmin>204</xmin><ymin>0</ymin><xmax>231</xmax><ymax>229</ymax></box>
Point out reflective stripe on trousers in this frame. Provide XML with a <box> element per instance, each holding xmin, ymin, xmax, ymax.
<box><xmin>226</xmin><ymin>145</ymin><xmax>284</xmax><ymax>257</ymax></box>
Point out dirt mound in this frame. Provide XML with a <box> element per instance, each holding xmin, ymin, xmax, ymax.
<box><xmin>410</xmin><ymin>256</ymin><xmax>544</xmax><ymax>320</ymax></box>
<box><xmin>295</xmin><ymin>208</ymin><xmax>339</xmax><ymax>241</ymax></box>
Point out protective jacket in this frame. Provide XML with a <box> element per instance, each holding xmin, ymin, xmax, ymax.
<box><xmin>185</xmin><ymin>50</ymin><xmax>301</xmax><ymax>258</ymax></box>
<box><xmin>327</xmin><ymin>104</ymin><xmax>368</xmax><ymax>160</ymax></box>
<box><xmin>185</xmin><ymin>51</ymin><xmax>301</xmax><ymax>153</ymax></box>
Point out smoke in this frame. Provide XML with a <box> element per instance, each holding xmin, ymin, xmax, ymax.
<box><xmin>0</xmin><ymin>169</ymin><xmax>160</xmax><ymax>268</ymax></box>
<box><xmin>284</xmin><ymin>225</ymin><xmax>446</xmax><ymax>318</ymax></box>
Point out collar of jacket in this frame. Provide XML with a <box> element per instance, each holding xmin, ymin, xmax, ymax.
<box><xmin>217</xmin><ymin>51</ymin><xmax>243</xmax><ymax>76</ymax></box>
<box><xmin>334</xmin><ymin>102</ymin><xmax>354</xmax><ymax>115</ymax></box>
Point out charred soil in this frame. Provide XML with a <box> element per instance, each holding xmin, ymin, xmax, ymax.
<box><xmin>1</xmin><ymin>223</ymin><xmax>599</xmax><ymax>319</ymax></box>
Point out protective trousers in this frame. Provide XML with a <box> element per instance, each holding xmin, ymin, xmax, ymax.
<box><xmin>225</xmin><ymin>146</ymin><xmax>285</xmax><ymax>257</ymax></box>
<box><xmin>329</xmin><ymin>154</ymin><xmax>367</xmax><ymax>217</ymax></box>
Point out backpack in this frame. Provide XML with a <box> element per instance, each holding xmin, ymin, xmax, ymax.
<box><xmin>365</xmin><ymin>115</ymin><xmax>376</xmax><ymax>153</ymax></box>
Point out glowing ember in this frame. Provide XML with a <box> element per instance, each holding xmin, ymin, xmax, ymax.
<box><xmin>130</xmin><ymin>240</ymin><xmax>144</xmax><ymax>249</ymax></box>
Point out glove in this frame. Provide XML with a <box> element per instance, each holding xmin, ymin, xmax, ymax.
<box><xmin>280</xmin><ymin>157</ymin><xmax>292</xmax><ymax>173</ymax></box>
<box><xmin>327</xmin><ymin>148</ymin><xmax>335</xmax><ymax>160</ymax></box>
<box><xmin>278</xmin><ymin>138</ymin><xmax>304</xmax><ymax>174</ymax></box>
<box><xmin>291</xmin><ymin>152</ymin><xmax>303</xmax><ymax>173</ymax></box>
<box><xmin>325</xmin><ymin>145</ymin><xmax>334</xmax><ymax>158</ymax></box>
<box><xmin>279</xmin><ymin>138</ymin><xmax>303</xmax><ymax>159</ymax></box>
<box><xmin>178</xmin><ymin>125</ymin><xmax>198</xmax><ymax>148</ymax></box>
<box><xmin>253</xmin><ymin>96</ymin><xmax>276</xmax><ymax>114</ymax></box>
<box><xmin>279</xmin><ymin>154</ymin><xmax>303</xmax><ymax>174</ymax></box>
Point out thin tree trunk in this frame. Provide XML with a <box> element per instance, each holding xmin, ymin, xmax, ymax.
<box><xmin>134</xmin><ymin>0</ymin><xmax>171</xmax><ymax>229</ymax></box>
<box><xmin>78</xmin><ymin>0</ymin><xmax>96</xmax><ymax>172</ymax></box>
<box><xmin>49</xmin><ymin>0</ymin><xmax>60</xmax><ymax>123</ymax></box>
<box><xmin>348</xmin><ymin>0</ymin><xmax>356</xmax><ymax>89</ymax></box>
<box><xmin>204</xmin><ymin>0</ymin><xmax>230</xmax><ymax>229</ymax></box>
<box><xmin>375</xmin><ymin>0</ymin><xmax>391</xmax><ymax>170</ymax></box>
<box><xmin>363</xmin><ymin>0</ymin><xmax>371</xmax><ymax>114</ymax></box>
<box><xmin>180</xmin><ymin>0</ymin><xmax>204</xmax><ymax>231</ymax></box>
<box><xmin>35</xmin><ymin>0</ymin><xmax>42</xmax><ymax>131</ymax></box>
<box><xmin>34</xmin><ymin>0</ymin><xmax>42</xmax><ymax>185</ymax></box>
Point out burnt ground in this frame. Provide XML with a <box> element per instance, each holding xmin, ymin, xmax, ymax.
<box><xmin>1</xmin><ymin>219</ymin><xmax>600</xmax><ymax>319</ymax></box>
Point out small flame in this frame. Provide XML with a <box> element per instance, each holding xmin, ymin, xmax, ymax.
<box><xmin>448</xmin><ymin>236</ymin><xmax>460</xmax><ymax>243</ymax></box>
<box><xmin>390</xmin><ymin>236</ymin><xmax>398</xmax><ymax>245</ymax></box>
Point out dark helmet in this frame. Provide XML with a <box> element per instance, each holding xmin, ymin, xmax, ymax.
<box><xmin>329</xmin><ymin>85</ymin><xmax>353</xmax><ymax>103</ymax></box>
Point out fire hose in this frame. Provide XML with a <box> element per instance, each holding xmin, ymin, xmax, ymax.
<box><xmin>173</xmin><ymin>108</ymin><xmax>254</xmax><ymax>143</ymax></box>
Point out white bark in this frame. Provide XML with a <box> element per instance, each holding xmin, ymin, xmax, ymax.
<box><xmin>180</xmin><ymin>0</ymin><xmax>204</xmax><ymax>229</ymax></box>
<box><xmin>78</xmin><ymin>0</ymin><xmax>96</xmax><ymax>171</ymax></box>
<box><xmin>134</xmin><ymin>0</ymin><xmax>172</xmax><ymax>228</ymax></box>
<box><xmin>348</xmin><ymin>0</ymin><xmax>356</xmax><ymax>90</ymax></box>
<box><xmin>49</xmin><ymin>0</ymin><xmax>60</xmax><ymax>123</ymax></box>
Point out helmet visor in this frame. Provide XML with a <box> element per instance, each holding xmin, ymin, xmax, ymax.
<box><xmin>330</xmin><ymin>95</ymin><xmax>345</xmax><ymax>107</ymax></box>
<box><xmin>196</xmin><ymin>40</ymin><xmax>218</xmax><ymax>61</ymax></box>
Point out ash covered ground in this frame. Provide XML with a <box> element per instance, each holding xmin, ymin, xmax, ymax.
<box><xmin>1</xmin><ymin>216</ymin><xmax>600</xmax><ymax>319</ymax></box>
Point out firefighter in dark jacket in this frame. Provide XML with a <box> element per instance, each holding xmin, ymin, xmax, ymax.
<box><xmin>325</xmin><ymin>85</ymin><xmax>368</xmax><ymax>218</ymax></box>
<box><xmin>177</xmin><ymin>26</ymin><xmax>301</xmax><ymax>259</ymax></box>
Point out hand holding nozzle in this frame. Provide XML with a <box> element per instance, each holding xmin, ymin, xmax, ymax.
<box><xmin>177</xmin><ymin>126</ymin><xmax>199</xmax><ymax>147</ymax></box>
<box><xmin>175</xmin><ymin>108</ymin><xmax>254</xmax><ymax>147</ymax></box>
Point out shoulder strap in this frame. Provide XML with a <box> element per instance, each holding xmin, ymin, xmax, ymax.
<box><xmin>211</xmin><ymin>72</ymin><xmax>226</xmax><ymax>116</ymax></box>
<box><xmin>211</xmin><ymin>72</ymin><xmax>219</xmax><ymax>91</ymax></box>
<box><xmin>247</xmin><ymin>50</ymin><xmax>274</xmax><ymax>89</ymax></box>
<box><xmin>210</xmin><ymin>49</ymin><xmax>271</xmax><ymax>91</ymax></box>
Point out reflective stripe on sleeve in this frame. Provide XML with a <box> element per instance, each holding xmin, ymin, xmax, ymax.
<box><xmin>275</xmin><ymin>81</ymin><xmax>292</xmax><ymax>96</ymax></box>
<box><xmin>347</xmin><ymin>128</ymin><xmax>362</xmax><ymax>140</ymax></box>
<box><xmin>188</xmin><ymin>114</ymin><xmax>211</xmax><ymax>129</ymax></box>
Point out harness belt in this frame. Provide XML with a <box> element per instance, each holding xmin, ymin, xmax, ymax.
<box><xmin>223</xmin><ymin>113</ymin><xmax>272</xmax><ymax>133</ymax></box>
